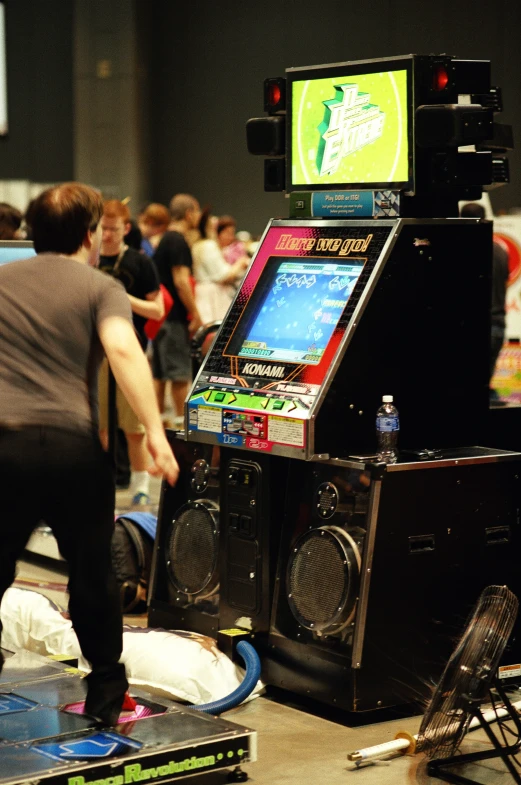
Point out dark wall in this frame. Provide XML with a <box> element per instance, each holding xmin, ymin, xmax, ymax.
<box><xmin>146</xmin><ymin>0</ymin><xmax>521</xmax><ymax>235</ymax></box>
<box><xmin>0</xmin><ymin>0</ymin><xmax>73</xmax><ymax>183</ymax></box>
<box><xmin>0</xmin><ymin>1</ymin><xmax>518</xmax><ymax>234</ymax></box>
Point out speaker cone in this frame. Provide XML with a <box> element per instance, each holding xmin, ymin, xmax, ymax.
<box><xmin>165</xmin><ymin>500</ymin><xmax>219</xmax><ymax>599</ymax></box>
<box><xmin>287</xmin><ymin>526</ymin><xmax>361</xmax><ymax>635</ymax></box>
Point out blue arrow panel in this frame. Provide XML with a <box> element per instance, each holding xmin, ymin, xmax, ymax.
<box><xmin>34</xmin><ymin>731</ymin><xmax>142</xmax><ymax>762</ymax></box>
<box><xmin>0</xmin><ymin>693</ymin><xmax>38</xmax><ymax>714</ymax></box>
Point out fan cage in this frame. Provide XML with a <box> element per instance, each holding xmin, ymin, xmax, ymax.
<box><xmin>286</xmin><ymin>525</ymin><xmax>361</xmax><ymax>635</ymax></box>
<box><xmin>418</xmin><ymin>584</ymin><xmax>519</xmax><ymax>760</ymax></box>
<box><xmin>165</xmin><ymin>500</ymin><xmax>219</xmax><ymax>598</ymax></box>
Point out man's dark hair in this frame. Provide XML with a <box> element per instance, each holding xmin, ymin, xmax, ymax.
<box><xmin>460</xmin><ymin>202</ymin><xmax>486</xmax><ymax>219</ymax></box>
<box><xmin>26</xmin><ymin>182</ymin><xmax>103</xmax><ymax>254</ymax></box>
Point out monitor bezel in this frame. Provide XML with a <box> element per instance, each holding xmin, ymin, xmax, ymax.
<box><xmin>286</xmin><ymin>54</ymin><xmax>415</xmax><ymax>194</ymax></box>
<box><xmin>0</xmin><ymin>240</ymin><xmax>33</xmax><ymax>248</ymax></box>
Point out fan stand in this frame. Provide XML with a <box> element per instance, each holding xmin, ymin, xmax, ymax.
<box><xmin>428</xmin><ymin>679</ymin><xmax>521</xmax><ymax>785</ymax></box>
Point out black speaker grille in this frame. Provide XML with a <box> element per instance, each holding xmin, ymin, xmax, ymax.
<box><xmin>165</xmin><ymin>502</ymin><xmax>218</xmax><ymax>595</ymax></box>
<box><xmin>191</xmin><ymin>459</ymin><xmax>209</xmax><ymax>493</ymax></box>
<box><xmin>287</xmin><ymin>528</ymin><xmax>357</xmax><ymax>632</ymax></box>
<box><xmin>315</xmin><ymin>482</ymin><xmax>339</xmax><ymax>519</ymax></box>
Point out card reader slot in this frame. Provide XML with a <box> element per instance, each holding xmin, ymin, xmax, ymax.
<box><xmin>485</xmin><ymin>526</ymin><xmax>510</xmax><ymax>545</ymax></box>
<box><xmin>408</xmin><ymin>534</ymin><xmax>435</xmax><ymax>554</ymax></box>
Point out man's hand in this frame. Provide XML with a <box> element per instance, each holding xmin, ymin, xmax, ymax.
<box><xmin>188</xmin><ymin>313</ymin><xmax>203</xmax><ymax>337</ymax></box>
<box><xmin>146</xmin><ymin>427</ymin><xmax>179</xmax><ymax>486</ymax></box>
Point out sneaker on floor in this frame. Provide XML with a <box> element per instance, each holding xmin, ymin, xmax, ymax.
<box><xmin>131</xmin><ymin>492</ymin><xmax>150</xmax><ymax>506</ymax></box>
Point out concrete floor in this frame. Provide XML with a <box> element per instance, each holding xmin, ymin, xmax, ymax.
<box><xmin>13</xmin><ymin>479</ymin><xmax>521</xmax><ymax>785</ymax></box>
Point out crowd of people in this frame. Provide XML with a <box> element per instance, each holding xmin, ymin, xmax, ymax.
<box><xmin>0</xmin><ymin>188</ymin><xmax>254</xmax><ymax>505</ymax></box>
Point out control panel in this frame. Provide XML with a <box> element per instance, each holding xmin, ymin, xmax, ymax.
<box><xmin>187</xmin><ymin>384</ymin><xmax>314</xmax><ymax>456</ymax></box>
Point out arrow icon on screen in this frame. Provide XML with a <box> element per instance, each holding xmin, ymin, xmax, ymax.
<box><xmin>59</xmin><ymin>740</ymin><xmax>119</xmax><ymax>758</ymax></box>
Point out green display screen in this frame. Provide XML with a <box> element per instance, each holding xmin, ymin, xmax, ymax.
<box><xmin>290</xmin><ymin>67</ymin><xmax>411</xmax><ymax>190</ymax></box>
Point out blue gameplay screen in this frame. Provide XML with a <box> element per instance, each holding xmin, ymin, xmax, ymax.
<box><xmin>0</xmin><ymin>241</ymin><xmax>35</xmax><ymax>265</ymax></box>
<box><xmin>237</xmin><ymin>258</ymin><xmax>364</xmax><ymax>365</ymax></box>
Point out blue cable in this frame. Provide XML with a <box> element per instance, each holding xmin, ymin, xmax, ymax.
<box><xmin>193</xmin><ymin>641</ymin><xmax>261</xmax><ymax>715</ymax></box>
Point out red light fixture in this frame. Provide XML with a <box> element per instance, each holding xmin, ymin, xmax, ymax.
<box><xmin>433</xmin><ymin>65</ymin><xmax>449</xmax><ymax>91</ymax></box>
<box><xmin>264</xmin><ymin>77</ymin><xmax>286</xmax><ymax>114</ymax></box>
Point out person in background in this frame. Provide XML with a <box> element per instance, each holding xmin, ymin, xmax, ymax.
<box><xmin>123</xmin><ymin>218</ymin><xmax>143</xmax><ymax>251</ymax></box>
<box><xmin>139</xmin><ymin>202</ymin><xmax>170</xmax><ymax>257</ymax></box>
<box><xmin>460</xmin><ymin>202</ymin><xmax>509</xmax><ymax>394</ymax></box>
<box><xmin>0</xmin><ymin>182</ymin><xmax>178</xmax><ymax>726</ymax></box>
<box><xmin>192</xmin><ymin>207</ymin><xmax>249</xmax><ymax>323</ymax></box>
<box><xmin>0</xmin><ymin>202</ymin><xmax>22</xmax><ymax>240</ymax></box>
<box><xmin>152</xmin><ymin>193</ymin><xmax>202</xmax><ymax>423</ymax></box>
<box><xmin>217</xmin><ymin>215</ymin><xmax>250</xmax><ymax>266</ymax></box>
<box><xmin>98</xmin><ymin>199</ymin><xmax>164</xmax><ymax>505</ymax></box>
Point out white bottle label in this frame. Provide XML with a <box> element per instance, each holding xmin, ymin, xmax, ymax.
<box><xmin>377</xmin><ymin>416</ymin><xmax>399</xmax><ymax>432</ymax></box>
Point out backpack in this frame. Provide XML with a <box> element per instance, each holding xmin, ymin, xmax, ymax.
<box><xmin>111</xmin><ymin>513</ymin><xmax>156</xmax><ymax>614</ymax></box>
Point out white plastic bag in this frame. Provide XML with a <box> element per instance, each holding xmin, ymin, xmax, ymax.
<box><xmin>0</xmin><ymin>588</ymin><xmax>263</xmax><ymax>705</ymax></box>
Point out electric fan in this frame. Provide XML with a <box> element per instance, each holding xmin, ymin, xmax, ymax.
<box><xmin>417</xmin><ymin>584</ymin><xmax>521</xmax><ymax>784</ymax></box>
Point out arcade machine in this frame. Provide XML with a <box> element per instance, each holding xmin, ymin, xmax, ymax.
<box><xmin>149</xmin><ymin>54</ymin><xmax>521</xmax><ymax>712</ymax></box>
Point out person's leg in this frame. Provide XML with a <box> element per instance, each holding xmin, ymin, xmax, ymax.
<box><xmin>151</xmin><ymin>330</ymin><xmax>167</xmax><ymax>413</ymax></box>
<box><xmin>161</xmin><ymin>321</ymin><xmax>192</xmax><ymax>424</ymax></box>
<box><xmin>154</xmin><ymin>378</ymin><xmax>167</xmax><ymax>413</ymax></box>
<box><xmin>118</xmin><ymin>392</ymin><xmax>150</xmax><ymax>503</ymax></box>
<box><xmin>42</xmin><ymin>428</ymin><xmax>127</xmax><ymax>725</ymax></box>
<box><xmin>171</xmin><ymin>381</ymin><xmax>190</xmax><ymax>417</ymax></box>
<box><xmin>0</xmin><ymin>428</ymin><xmax>45</xmax><ymax>666</ymax></box>
<box><xmin>126</xmin><ymin>432</ymin><xmax>148</xmax><ymax>471</ymax></box>
<box><xmin>126</xmin><ymin>432</ymin><xmax>150</xmax><ymax>502</ymax></box>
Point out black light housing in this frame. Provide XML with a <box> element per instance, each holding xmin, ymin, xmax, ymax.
<box><xmin>415</xmin><ymin>104</ymin><xmax>493</xmax><ymax>148</ymax></box>
<box><xmin>264</xmin><ymin>159</ymin><xmax>286</xmax><ymax>191</ymax></box>
<box><xmin>246</xmin><ymin>116</ymin><xmax>285</xmax><ymax>156</ymax></box>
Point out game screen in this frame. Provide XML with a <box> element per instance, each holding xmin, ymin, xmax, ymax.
<box><xmin>290</xmin><ymin>66</ymin><xmax>411</xmax><ymax>190</ymax></box>
<box><xmin>233</xmin><ymin>258</ymin><xmax>364</xmax><ymax>365</ymax></box>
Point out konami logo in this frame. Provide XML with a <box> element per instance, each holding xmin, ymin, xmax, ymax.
<box><xmin>242</xmin><ymin>363</ymin><xmax>285</xmax><ymax>378</ymax></box>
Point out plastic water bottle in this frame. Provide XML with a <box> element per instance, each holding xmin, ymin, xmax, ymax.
<box><xmin>376</xmin><ymin>395</ymin><xmax>399</xmax><ymax>463</ymax></box>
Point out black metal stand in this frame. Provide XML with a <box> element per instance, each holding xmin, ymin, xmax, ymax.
<box><xmin>227</xmin><ymin>765</ymin><xmax>249</xmax><ymax>782</ymax></box>
<box><xmin>428</xmin><ymin>681</ymin><xmax>521</xmax><ymax>785</ymax></box>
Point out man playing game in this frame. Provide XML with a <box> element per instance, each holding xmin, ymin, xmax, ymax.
<box><xmin>0</xmin><ymin>182</ymin><xmax>178</xmax><ymax>726</ymax></box>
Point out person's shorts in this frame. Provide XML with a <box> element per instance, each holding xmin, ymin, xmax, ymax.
<box><xmin>98</xmin><ymin>357</ymin><xmax>145</xmax><ymax>435</ymax></box>
<box><xmin>152</xmin><ymin>320</ymin><xmax>191</xmax><ymax>383</ymax></box>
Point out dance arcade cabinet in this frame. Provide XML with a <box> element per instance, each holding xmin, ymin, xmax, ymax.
<box><xmin>189</xmin><ymin>52</ymin><xmax>512</xmax><ymax>458</ymax></box>
<box><xmin>0</xmin><ymin>649</ymin><xmax>256</xmax><ymax>785</ymax></box>
<box><xmin>178</xmin><ymin>53</ymin><xmax>521</xmax><ymax>712</ymax></box>
<box><xmin>186</xmin><ymin>217</ymin><xmax>491</xmax><ymax>458</ymax></box>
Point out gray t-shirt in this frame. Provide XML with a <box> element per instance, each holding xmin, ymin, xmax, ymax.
<box><xmin>0</xmin><ymin>253</ymin><xmax>132</xmax><ymax>433</ymax></box>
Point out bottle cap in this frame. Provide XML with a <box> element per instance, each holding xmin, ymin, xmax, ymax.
<box><xmin>382</xmin><ymin>395</ymin><xmax>393</xmax><ymax>403</ymax></box>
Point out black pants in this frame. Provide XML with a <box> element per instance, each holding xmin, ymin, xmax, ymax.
<box><xmin>0</xmin><ymin>425</ymin><xmax>128</xmax><ymax>723</ymax></box>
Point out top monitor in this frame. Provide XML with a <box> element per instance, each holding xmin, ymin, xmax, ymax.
<box><xmin>287</xmin><ymin>56</ymin><xmax>414</xmax><ymax>193</ymax></box>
